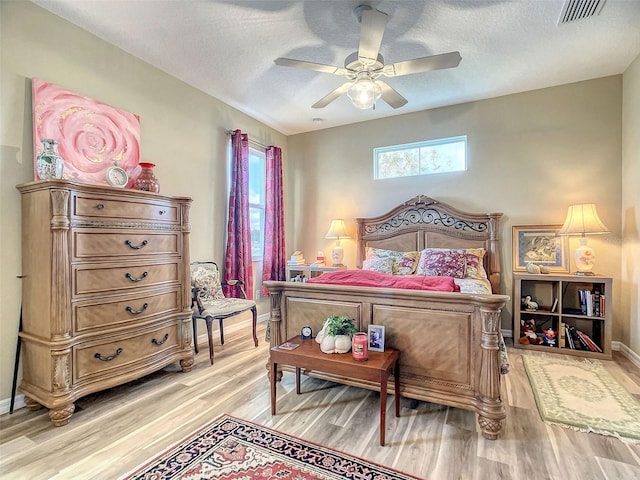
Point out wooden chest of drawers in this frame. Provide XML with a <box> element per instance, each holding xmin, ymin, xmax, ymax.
<box><xmin>17</xmin><ymin>180</ymin><xmax>194</xmax><ymax>426</ymax></box>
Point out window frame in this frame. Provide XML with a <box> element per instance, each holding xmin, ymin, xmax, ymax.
<box><xmin>373</xmin><ymin>135</ymin><xmax>467</xmax><ymax>180</ymax></box>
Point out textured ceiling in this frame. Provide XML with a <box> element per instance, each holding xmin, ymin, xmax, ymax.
<box><xmin>32</xmin><ymin>0</ymin><xmax>640</xmax><ymax>136</ymax></box>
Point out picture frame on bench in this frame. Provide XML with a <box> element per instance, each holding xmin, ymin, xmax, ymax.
<box><xmin>368</xmin><ymin>324</ymin><xmax>385</xmax><ymax>352</ymax></box>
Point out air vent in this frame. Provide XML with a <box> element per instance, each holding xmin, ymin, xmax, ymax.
<box><xmin>558</xmin><ymin>0</ymin><xmax>606</xmax><ymax>24</ymax></box>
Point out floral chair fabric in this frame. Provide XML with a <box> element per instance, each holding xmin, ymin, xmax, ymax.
<box><xmin>190</xmin><ymin>262</ymin><xmax>258</xmax><ymax>365</ymax></box>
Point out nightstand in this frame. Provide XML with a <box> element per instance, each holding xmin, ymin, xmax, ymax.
<box><xmin>286</xmin><ymin>265</ymin><xmax>346</xmax><ymax>281</ymax></box>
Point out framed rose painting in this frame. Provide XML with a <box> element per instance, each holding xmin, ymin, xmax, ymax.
<box><xmin>32</xmin><ymin>78</ymin><xmax>141</xmax><ymax>187</ymax></box>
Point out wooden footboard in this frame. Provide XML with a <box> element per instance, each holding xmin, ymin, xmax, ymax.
<box><xmin>264</xmin><ymin>280</ymin><xmax>509</xmax><ymax>440</ymax></box>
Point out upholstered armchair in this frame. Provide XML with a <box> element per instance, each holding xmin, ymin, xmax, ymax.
<box><xmin>190</xmin><ymin>262</ymin><xmax>258</xmax><ymax>365</ymax></box>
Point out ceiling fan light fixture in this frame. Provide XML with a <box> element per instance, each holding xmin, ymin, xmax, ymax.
<box><xmin>347</xmin><ymin>74</ymin><xmax>381</xmax><ymax>109</ymax></box>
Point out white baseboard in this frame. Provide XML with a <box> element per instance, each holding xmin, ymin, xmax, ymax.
<box><xmin>0</xmin><ymin>394</ymin><xmax>25</xmax><ymax>416</ymax></box>
<box><xmin>612</xmin><ymin>341</ymin><xmax>640</xmax><ymax>368</ymax></box>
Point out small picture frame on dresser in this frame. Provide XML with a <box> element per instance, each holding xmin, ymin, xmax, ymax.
<box><xmin>368</xmin><ymin>325</ymin><xmax>385</xmax><ymax>352</ymax></box>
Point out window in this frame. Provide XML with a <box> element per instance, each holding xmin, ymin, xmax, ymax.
<box><xmin>373</xmin><ymin>136</ymin><xmax>467</xmax><ymax>180</ymax></box>
<box><xmin>248</xmin><ymin>147</ymin><xmax>265</xmax><ymax>260</ymax></box>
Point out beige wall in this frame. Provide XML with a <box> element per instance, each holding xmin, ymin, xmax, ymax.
<box><xmin>0</xmin><ymin>1</ymin><xmax>285</xmax><ymax>406</ymax></box>
<box><xmin>287</xmin><ymin>76</ymin><xmax>623</xmax><ymax>338</ymax></box>
<box><xmin>622</xmin><ymin>53</ymin><xmax>640</xmax><ymax>356</ymax></box>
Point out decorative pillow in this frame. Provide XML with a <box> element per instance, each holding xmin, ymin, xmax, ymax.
<box><xmin>191</xmin><ymin>265</ymin><xmax>224</xmax><ymax>302</ymax></box>
<box><xmin>454</xmin><ymin>278</ymin><xmax>493</xmax><ymax>294</ymax></box>
<box><xmin>362</xmin><ymin>257</ymin><xmax>394</xmax><ymax>275</ymax></box>
<box><xmin>416</xmin><ymin>249</ymin><xmax>467</xmax><ymax>278</ymax></box>
<box><xmin>463</xmin><ymin>248</ymin><xmax>488</xmax><ymax>280</ymax></box>
<box><xmin>364</xmin><ymin>248</ymin><xmax>420</xmax><ymax>275</ymax></box>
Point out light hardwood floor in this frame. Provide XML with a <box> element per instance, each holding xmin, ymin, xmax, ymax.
<box><xmin>1</xmin><ymin>321</ymin><xmax>639</xmax><ymax>480</ymax></box>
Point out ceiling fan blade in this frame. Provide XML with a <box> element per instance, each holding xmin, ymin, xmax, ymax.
<box><xmin>383</xmin><ymin>51</ymin><xmax>462</xmax><ymax>77</ymax></box>
<box><xmin>358</xmin><ymin>7</ymin><xmax>388</xmax><ymax>64</ymax></box>
<box><xmin>275</xmin><ymin>57</ymin><xmax>346</xmax><ymax>76</ymax></box>
<box><xmin>377</xmin><ymin>81</ymin><xmax>408</xmax><ymax>109</ymax></box>
<box><xmin>312</xmin><ymin>83</ymin><xmax>351</xmax><ymax>108</ymax></box>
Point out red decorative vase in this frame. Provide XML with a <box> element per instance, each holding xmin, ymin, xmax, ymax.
<box><xmin>352</xmin><ymin>332</ymin><xmax>368</xmax><ymax>361</ymax></box>
<box><xmin>134</xmin><ymin>162</ymin><xmax>160</xmax><ymax>193</ymax></box>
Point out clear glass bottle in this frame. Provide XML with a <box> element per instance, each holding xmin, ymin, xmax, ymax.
<box><xmin>36</xmin><ymin>139</ymin><xmax>64</xmax><ymax>180</ymax></box>
<box><xmin>133</xmin><ymin>162</ymin><xmax>160</xmax><ymax>193</ymax></box>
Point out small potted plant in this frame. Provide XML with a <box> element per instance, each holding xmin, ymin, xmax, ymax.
<box><xmin>315</xmin><ymin>315</ymin><xmax>357</xmax><ymax>354</ymax></box>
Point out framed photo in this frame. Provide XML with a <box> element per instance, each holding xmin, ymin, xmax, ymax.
<box><xmin>367</xmin><ymin>324</ymin><xmax>385</xmax><ymax>352</ymax></box>
<box><xmin>512</xmin><ymin>225</ymin><xmax>569</xmax><ymax>273</ymax></box>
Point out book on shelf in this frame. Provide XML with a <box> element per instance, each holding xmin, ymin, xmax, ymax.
<box><xmin>563</xmin><ymin>307</ymin><xmax>583</xmax><ymax>315</ymax></box>
<box><xmin>558</xmin><ymin>320</ymin><xmax>565</xmax><ymax>348</ymax></box>
<box><xmin>551</xmin><ymin>298</ymin><xmax>558</xmax><ymax>313</ymax></box>
<box><xmin>576</xmin><ymin>330</ymin><xmax>603</xmax><ymax>353</ymax></box>
<box><xmin>592</xmin><ymin>287</ymin><xmax>601</xmax><ymax>317</ymax></box>
<box><xmin>572</xmin><ymin>326</ymin><xmax>590</xmax><ymax>350</ymax></box>
<box><xmin>563</xmin><ymin>325</ymin><xmax>602</xmax><ymax>353</ymax></box>
<box><xmin>565</xmin><ymin>325</ymin><xmax>584</xmax><ymax>350</ymax></box>
<box><xmin>576</xmin><ymin>288</ymin><xmax>606</xmax><ymax>318</ymax></box>
<box><xmin>278</xmin><ymin>341</ymin><xmax>300</xmax><ymax>350</ymax></box>
<box><xmin>564</xmin><ymin>323</ymin><xmax>575</xmax><ymax>349</ymax></box>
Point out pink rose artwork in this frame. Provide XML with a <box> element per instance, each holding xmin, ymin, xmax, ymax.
<box><xmin>32</xmin><ymin>78</ymin><xmax>141</xmax><ymax>186</ymax></box>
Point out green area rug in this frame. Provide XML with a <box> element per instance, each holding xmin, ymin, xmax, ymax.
<box><xmin>523</xmin><ymin>355</ymin><xmax>640</xmax><ymax>443</ymax></box>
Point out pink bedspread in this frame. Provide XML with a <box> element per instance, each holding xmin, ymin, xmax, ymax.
<box><xmin>306</xmin><ymin>270</ymin><xmax>461</xmax><ymax>292</ymax></box>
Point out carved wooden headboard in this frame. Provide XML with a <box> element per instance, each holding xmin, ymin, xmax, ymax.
<box><xmin>355</xmin><ymin>195</ymin><xmax>503</xmax><ymax>294</ymax></box>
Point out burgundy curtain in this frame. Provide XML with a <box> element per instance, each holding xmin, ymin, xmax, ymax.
<box><xmin>261</xmin><ymin>145</ymin><xmax>286</xmax><ymax>296</ymax></box>
<box><xmin>224</xmin><ymin>130</ymin><xmax>253</xmax><ymax>299</ymax></box>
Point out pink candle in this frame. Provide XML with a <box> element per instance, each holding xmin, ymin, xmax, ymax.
<box><xmin>352</xmin><ymin>332</ymin><xmax>368</xmax><ymax>361</ymax></box>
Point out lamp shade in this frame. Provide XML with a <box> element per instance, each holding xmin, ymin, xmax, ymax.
<box><xmin>557</xmin><ymin>203</ymin><xmax>609</xmax><ymax>275</ymax></box>
<box><xmin>557</xmin><ymin>204</ymin><xmax>609</xmax><ymax>236</ymax></box>
<box><xmin>325</xmin><ymin>219</ymin><xmax>351</xmax><ymax>239</ymax></box>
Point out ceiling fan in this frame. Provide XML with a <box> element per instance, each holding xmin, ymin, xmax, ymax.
<box><xmin>274</xmin><ymin>4</ymin><xmax>462</xmax><ymax>110</ymax></box>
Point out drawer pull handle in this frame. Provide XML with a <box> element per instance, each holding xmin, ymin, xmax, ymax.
<box><xmin>96</xmin><ymin>203</ymin><xmax>105</xmax><ymax>210</ymax></box>
<box><xmin>125</xmin><ymin>271</ymin><xmax>148</xmax><ymax>282</ymax></box>
<box><xmin>126</xmin><ymin>303</ymin><xmax>149</xmax><ymax>315</ymax></box>
<box><xmin>94</xmin><ymin>348</ymin><xmax>123</xmax><ymax>362</ymax></box>
<box><xmin>125</xmin><ymin>239</ymin><xmax>148</xmax><ymax>250</ymax></box>
<box><xmin>159</xmin><ymin>210</ymin><xmax>166</xmax><ymax>215</ymax></box>
<box><xmin>152</xmin><ymin>334</ymin><xmax>169</xmax><ymax>346</ymax></box>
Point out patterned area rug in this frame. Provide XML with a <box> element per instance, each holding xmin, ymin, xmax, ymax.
<box><xmin>523</xmin><ymin>355</ymin><xmax>640</xmax><ymax>443</ymax></box>
<box><xmin>119</xmin><ymin>414</ymin><xmax>420</xmax><ymax>479</ymax></box>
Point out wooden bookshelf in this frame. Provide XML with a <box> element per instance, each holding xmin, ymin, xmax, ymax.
<box><xmin>513</xmin><ymin>273</ymin><xmax>612</xmax><ymax>359</ymax></box>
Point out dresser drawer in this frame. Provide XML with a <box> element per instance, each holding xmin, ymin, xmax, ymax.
<box><xmin>74</xmin><ymin>323</ymin><xmax>179</xmax><ymax>382</ymax></box>
<box><xmin>73</xmin><ymin>261</ymin><xmax>179</xmax><ymax>296</ymax></box>
<box><xmin>74</xmin><ymin>288</ymin><xmax>181</xmax><ymax>333</ymax></box>
<box><xmin>73</xmin><ymin>230</ymin><xmax>179</xmax><ymax>259</ymax></box>
<box><xmin>73</xmin><ymin>194</ymin><xmax>179</xmax><ymax>223</ymax></box>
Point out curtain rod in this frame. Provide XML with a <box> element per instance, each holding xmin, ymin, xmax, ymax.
<box><xmin>225</xmin><ymin>129</ymin><xmax>269</xmax><ymax>150</ymax></box>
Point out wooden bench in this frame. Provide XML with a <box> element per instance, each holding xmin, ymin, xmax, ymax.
<box><xmin>269</xmin><ymin>336</ymin><xmax>400</xmax><ymax>446</ymax></box>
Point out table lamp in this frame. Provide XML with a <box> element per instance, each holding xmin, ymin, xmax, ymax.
<box><xmin>325</xmin><ymin>219</ymin><xmax>351</xmax><ymax>267</ymax></box>
<box><xmin>557</xmin><ymin>203</ymin><xmax>609</xmax><ymax>275</ymax></box>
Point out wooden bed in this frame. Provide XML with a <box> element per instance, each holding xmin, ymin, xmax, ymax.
<box><xmin>264</xmin><ymin>195</ymin><xmax>510</xmax><ymax>439</ymax></box>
